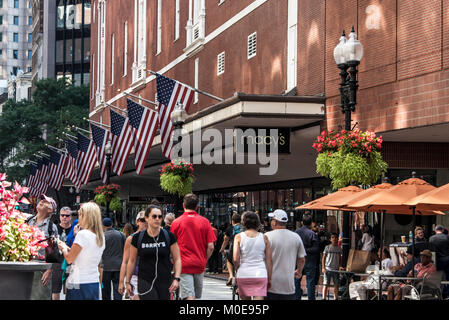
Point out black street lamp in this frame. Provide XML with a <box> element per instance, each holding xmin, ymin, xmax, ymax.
<box><xmin>333</xmin><ymin>26</ymin><xmax>363</xmax><ymax>266</ymax></box>
<box><xmin>170</xmin><ymin>102</ymin><xmax>188</xmax><ymax>216</ymax></box>
<box><xmin>105</xmin><ymin>139</ymin><xmax>112</xmax><ymax>219</ymax></box>
<box><xmin>170</xmin><ymin>102</ymin><xmax>187</xmax><ymax>159</ymax></box>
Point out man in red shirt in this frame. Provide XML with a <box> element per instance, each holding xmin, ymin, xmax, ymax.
<box><xmin>171</xmin><ymin>194</ymin><xmax>216</xmax><ymax>300</ymax></box>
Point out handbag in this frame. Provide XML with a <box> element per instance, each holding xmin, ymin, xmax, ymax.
<box><xmin>45</xmin><ymin>219</ymin><xmax>63</xmax><ymax>263</ymax></box>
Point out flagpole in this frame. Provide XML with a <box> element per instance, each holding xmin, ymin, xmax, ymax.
<box><xmin>38</xmin><ymin>151</ymin><xmax>50</xmax><ymax>158</ymax></box>
<box><xmin>83</xmin><ymin>117</ymin><xmax>111</xmax><ymax>129</ymax></box>
<box><xmin>124</xmin><ymin>92</ymin><xmax>158</xmax><ymax>106</ymax></box>
<box><xmin>62</xmin><ymin>132</ymin><xmax>78</xmax><ymax>140</ymax></box>
<box><xmin>45</xmin><ymin>144</ymin><xmax>67</xmax><ymax>154</ymax></box>
<box><xmin>147</xmin><ymin>70</ymin><xmax>224</xmax><ymax>102</ymax></box>
<box><xmin>71</xmin><ymin>125</ymin><xmax>91</xmax><ymax>134</ymax></box>
<box><xmin>105</xmin><ymin>102</ymin><xmax>127</xmax><ymax>115</ymax></box>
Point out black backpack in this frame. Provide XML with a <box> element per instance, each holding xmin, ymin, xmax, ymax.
<box><xmin>26</xmin><ymin>215</ymin><xmax>63</xmax><ymax>263</ymax></box>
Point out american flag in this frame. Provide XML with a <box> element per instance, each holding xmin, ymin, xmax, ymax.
<box><xmin>35</xmin><ymin>157</ymin><xmax>49</xmax><ymax>195</ymax></box>
<box><xmin>127</xmin><ymin>99</ymin><xmax>159</xmax><ymax>175</ymax></box>
<box><xmin>91</xmin><ymin>123</ymin><xmax>112</xmax><ymax>183</ymax></box>
<box><xmin>156</xmin><ymin>73</ymin><xmax>194</xmax><ymax>159</ymax></box>
<box><xmin>28</xmin><ymin>163</ymin><xmax>38</xmax><ymax>196</ymax></box>
<box><xmin>48</xmin><ymin>149</ymin><xmax>68</xmax><ymax>191</ymax></box>
<box><xmin>110</xmin><ymin>109</ymin><xmax>134</xmax><ymax>176</ymax></box>
<box><xmin>76</xmin><ymin>132</ymin><xmax>97</xmax><ymax>189</ymax></box>
<box><xmin>66</xmin><ymin>139</ymin><xmax>79</xmax><ymax>186</ymax></box>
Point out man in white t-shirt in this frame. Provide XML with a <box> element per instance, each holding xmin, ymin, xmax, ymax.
<box><xmin>265</xmin><ymin>209</ymin><xmax>306</xmax><ymax>300</ymax></box>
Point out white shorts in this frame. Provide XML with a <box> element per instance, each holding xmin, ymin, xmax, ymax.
<box><xmin>130</xmin><ymin>275</ymin><xmax>139</xmax><ymax>296</ymax></box>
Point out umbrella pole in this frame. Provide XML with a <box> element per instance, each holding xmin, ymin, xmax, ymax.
<box><xmin>412</xmin><ymin>206</ymin><xmax>416</xmax><ymax>277</ymax></box>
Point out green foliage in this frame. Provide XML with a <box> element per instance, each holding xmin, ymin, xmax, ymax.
<box><xmin>0</xmin><ymin>78</ymin><xmax>89</xmax><ymax>183</ymax></box>
<box><xmin>94</xmin><ymin>194</ymin><xmax>122</xmax><ymax>212</ymax></box>
<box><xmin>160</xmin><ymin>173</ymin><xmax>194</xmax><ymax>197</ymax></box>
<box><xmin>316</xmin><ymin>150</ymin><xmax>388</xmax><ymax>190</ymax></box>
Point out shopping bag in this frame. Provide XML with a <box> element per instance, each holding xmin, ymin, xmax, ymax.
<box><xmin>346</xmin><ymin>249</ymin><xmax>371</xmax><ymax>272</ymax></box>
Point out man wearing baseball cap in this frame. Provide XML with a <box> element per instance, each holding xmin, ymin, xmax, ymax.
<box><xmin>265</xmin><ymin>209</ymin><xmax>306</xmax><ymax>300</ymax></box>
<box><xmin>27</xmin><ymin>194</ymin><xmax>59</xmax><ymax>299</ymax></box>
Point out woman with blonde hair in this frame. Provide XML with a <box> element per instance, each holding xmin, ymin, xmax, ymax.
<box><xmin>57</xmin><ymin>202</ymin><xmax>105</xmax><ymax>300</ymax></box>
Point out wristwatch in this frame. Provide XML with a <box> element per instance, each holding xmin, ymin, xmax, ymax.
<box><xmin>174</xmin><ymin>277</ymin><xmax>181</xmax><ymax>282</ymax></box>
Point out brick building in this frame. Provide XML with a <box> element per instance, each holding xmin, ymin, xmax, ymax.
<box><xmin>89</xmin><ymin>1</ymin><xmax>449</xmax><ymax>240</ymax></box>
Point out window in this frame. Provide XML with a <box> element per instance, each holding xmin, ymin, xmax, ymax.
<box><xmin>0</xmin><ymin>0</ymin><xmax>2</xmax><ymax>8</ymax></box>
<box><xmin>14</xmin><ymin>0</ymin><xmax>19</xmax><ymax>8</ymax></box>
<box><xmin>28</xmin><ymin>16</ymin><xmax>32</xmax><ymax>26</ymax></box>
<box><xmin>0</xmin><ymin>16</ymin><xmax>3</xmax><ymax>25</ymax></box>
<box><xmin>0</xmin><ymin>49</ymin><xmax>2</xmax><ymax>56</ymax></box>
<box><xmin>217</xmin><ymin>52</ymin><xmax>225</xmax><ymax>75</ymax></box>
<box><xmin>133</xmin><ymin>0</ymin><xmax>147</xmax><ymax>82</ymax></box>
<box><xmin>186</xmin><ymin>0</ymin><xmax>205</xmax><ymax>49</ymax></box>
<box><xmin>157</xmin><ymin>0</ymin><xmax>162</xmax><ymax>54</ymax></box>
<box><xmin>28</xmin><ymin>50</ymin><xmax>32</xmax><ymax>60</ymax></box>
<box><xmin>28</xmin><ymin>67</ymin><xmax>32</xmax><ymax>72</ymax></box>
<box><xmin>13</xmin><ymin>33</ymin><xmax>18</xmax><ymax>42</ymax></box>
<box><xmin>175</xmin><ymin>0</ymin><xmax>180</xmax><ymax>40</ymax></box>
<box><xmin>194</xmin><ymin>58</ymin><xmax>199</xmax><ymax>103</ymax></box>
<box><xmin>28</xmin><ymin>33</ymin><xmax>32</xmax><ymax>43</ymax></box>
<box><xmin>123</xmin><ymin>21</ymin><xmax>128</xmax><ymax>76</ymax></box>
<box><xmin>111</xmin><ymin>33</ymin><xmax>115</xmax><ymax>85</ymax></box>
<box><xmin>247</xmin><ymin>32</ymin><xmax>257</xmax><ymax>59</ymax></box>
<box><xmin>13</xmin><ymin>16</ymin><xmax>19</xmax><ymax>25</ymax></box>
<box><xmin>12</xmin><ymin>66</ymin><xmax>18</xmax><ymax>75</ymax></box>
<box><xmin>0</xmin><ymin>33</ymin><xmax>3</xmax><ymax>42</ymax></box>
<box><xmin>13</xmin><ymin>50</ymin><xmax>18</xmax><ymax>59</ymax></box>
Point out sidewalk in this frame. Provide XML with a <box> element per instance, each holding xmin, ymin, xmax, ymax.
<box><xmin>204</xmin><ymin>271</ymin><xmax>338</xmax><ymax>300</ymax></box>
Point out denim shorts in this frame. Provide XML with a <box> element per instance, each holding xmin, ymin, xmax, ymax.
<box><xmin>323</xmin><ymin>270</ymin><xmax>339</xmax><ymax>285</ymax></box>
<box><xmin>66</xmin><ymin>282</ymin><xmax>100</xmax><ymax>300</ymax></box>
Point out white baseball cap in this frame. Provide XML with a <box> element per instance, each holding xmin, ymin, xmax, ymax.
<box><xmin>268</xmin><ymin>209</ymin><xmax>288</xmax><ymax>223</ymax></box>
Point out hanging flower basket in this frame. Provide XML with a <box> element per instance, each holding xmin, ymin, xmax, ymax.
<box><xmin>94</xmin><ymin>183</ymin><xmax>122</xmax><ymax>212</ymax></box>
<box><xmin>159</xmin><ymin>159</ymin><xmax>195</xmax><ymax>197</ymax></box>
<box><xmin>0</xmin><ymin>173</ymin><xmax>48</xmax><ymax>262</ymax></box>
<box><xmin>313</xmin><ymin>129</ymin><xmax>388</xmax><ymax>190</ymax></box>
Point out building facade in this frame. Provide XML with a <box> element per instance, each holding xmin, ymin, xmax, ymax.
<box><xmin>31</xmin><ymin>0</ymin><xmax>91</xmax><ymax>85</ymax></box>
<box><xmin>90</xmin><ymin>1</ymin><xmax>449</xmax><ymax>240</ymax></box>
<box><xmin>0</xmin><ymin>0</ymin><xmax>33</xmax><ymax>82</ymax></box>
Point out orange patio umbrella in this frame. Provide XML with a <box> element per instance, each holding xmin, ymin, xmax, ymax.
<box><xmin>404</xmin><ymin>182</ymin><xmax>449</xmax><ymax>211</ymax></box>
<box><xmin>346</xmin><ymin>177</ymin><xmax>444</xmax><ymax>285</ymax></box>
<box><xmin>346</xmin><ymin>178</ymin><xmax>444</xmax><ymax>215</ymax></box>
<box><xmin>295</xmin><ymin>186</ymin><xmax>363</xmax><ymax>211</ymax></box>
<box><xmin>330</xmin><ymin>183</ymin><xmax>393</xmax><ymax>209</ymax></box>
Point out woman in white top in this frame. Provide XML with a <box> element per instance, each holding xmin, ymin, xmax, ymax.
<box><xmin>58</xmin><ymin>202</ymin><xmax>105</xmax><ymax>300</ymax></box>
<box><xmin>233</xmin><ymin>211</ymin><xmax>272</xmax><ymax>300</ymax></box>
<box><xmin>361</xmin><ymin>225</ymin><xmax>375</xmax><ymax>251</ymax></box>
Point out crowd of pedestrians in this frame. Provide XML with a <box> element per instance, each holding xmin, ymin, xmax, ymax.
<box><xmin>26</xmin><ymin>193</ymin><xmax>449</xmax><ymax>300</ymax></box>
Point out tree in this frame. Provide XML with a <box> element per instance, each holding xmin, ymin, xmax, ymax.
<box><xmin>0</xmin><ymin>78</ymin><xmax>89</xmax><ymax>183</ymax></box>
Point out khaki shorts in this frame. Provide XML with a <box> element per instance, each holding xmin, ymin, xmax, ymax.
<box><xmin>179</xmin><ymin>273</ymin><xmax>204</xmax><ymax>299</ymax></box>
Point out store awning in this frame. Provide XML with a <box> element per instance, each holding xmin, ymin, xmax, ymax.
<box><xmin>83</xmin><ymin>93</ymin><xmax>325</xmax><ymax>196</ymax></box>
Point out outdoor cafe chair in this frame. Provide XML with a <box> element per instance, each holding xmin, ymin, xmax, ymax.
<box><xmin>403</xmin><ymin>271</ymin><xmax>444</xmax><ymax>300</ymax></box>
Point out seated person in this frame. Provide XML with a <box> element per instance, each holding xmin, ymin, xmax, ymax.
<box><xmin>349</xmin><ymin>248</ymin><xmax>394</xmax><ymax>300</ymax></box>
<box><xmin>387</xmin><ymin>249</ymin><xmax>436</xmax><ymax>300</ymax></box>
<box><xmin>390</xmin><ymin>246</ymin><xmax>420</xmax><ymax>277</ymax></box>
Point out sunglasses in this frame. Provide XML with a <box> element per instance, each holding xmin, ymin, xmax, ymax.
<box><xmin>152</xmin><ymin>215</ymin><xmax>163</xmax><ymax>219</ymax></box>
<box><xmin>60</xmin><ymin>214</ymin><xmax>71</xmax><ymax>217</ymax></box>
<box><xmin>138</xmin><ymin>218</ymin><xmax>146</xmax><ymax>223</ymax></box>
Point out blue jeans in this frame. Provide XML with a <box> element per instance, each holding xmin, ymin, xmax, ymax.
<box><xmin>102</xmin><ymin>271</ymin><xmax>122</xmax><ymax>300</ymax></box>
<box><xmin>66</xmin><ymin>283</ymin><xmax>100</xmax><ymax>300</ymax></box>
<box><xmin>294</xmin><ymin>259</ymin><xmax>318</xmax><ymax>300</ymax></box>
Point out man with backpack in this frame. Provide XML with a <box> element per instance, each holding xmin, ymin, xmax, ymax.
<box><xmin>101</xmin><ymin>218</ymin><xmax>126</xmax><ymax>300</ymax></box>
<box><xmin>27</xmin><ymin>194</ymin><xmax>60</xmax><ymax>300</ymax></box>
<box><xmin>219</xmin><ymin>213</ymin><xmax>243</xmax><ymax>286</ymax></box>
